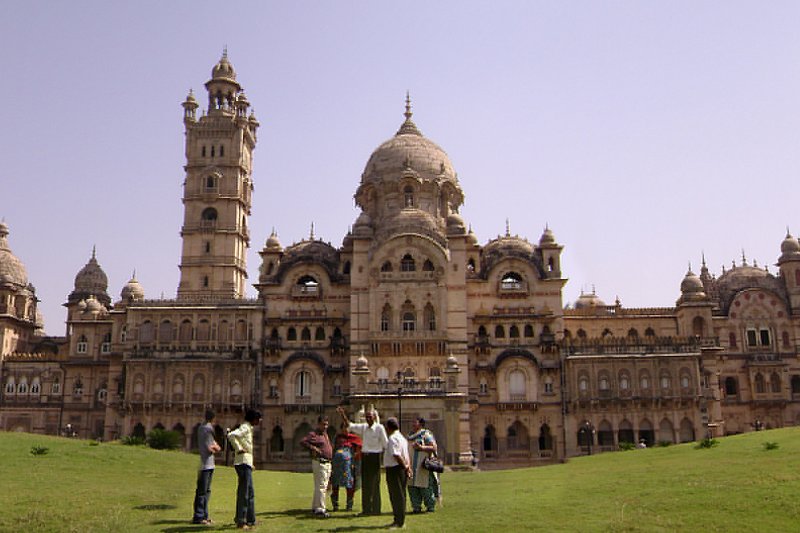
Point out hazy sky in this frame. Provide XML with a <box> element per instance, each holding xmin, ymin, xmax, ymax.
<box><xmin>2</xmin><ymin>2</ymin><xmax>800</xmax><ymax>335</ymax></box>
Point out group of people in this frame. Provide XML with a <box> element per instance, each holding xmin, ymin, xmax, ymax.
<box><xmin>190</xmin><ymin>406</ymin><xmax>441</xmax><ymax>530</ymax></box>
<box><xmin>192</xmin><ymin>408</ymin><xmax>262</xmax><ymax>529</ymax></box>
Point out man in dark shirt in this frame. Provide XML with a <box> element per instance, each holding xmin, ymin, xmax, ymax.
<box><xmin>301</xmin><ymin>415</ymin><xmax>333</xmax><ymax>518</ymax></box>
<box><xmin>192</xmin><ymin>409</ymin><xmax>221</xmax><ymax>525</ymax></box>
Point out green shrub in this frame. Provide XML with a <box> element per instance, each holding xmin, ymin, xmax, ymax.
<box><xmin>762</xmin><ymin>441</ymin><xmax>779</xmax><ymax>451</ymax></box>
<box><xmin>658</xmin><ymin>440</ymin><xmax>672</xmax><ymax>448</ymax></box>
<box><xmin>146</xmin><ymin>429</ymin><xmax>182</xmax><ymax>450</ymax></box>
<box><xmin>121</xmin><ymin>435</ymin><xmax>146</xmax><ymax>446</ymax></box>
<box><xmin>619</xmin><ymin>441</ymin><xmax>636</xmax><ymax>451</ymax></box>
<box><xmin>89</xmin><ymin>440</ymin><xmax>100</xmax><ymax>447</ymax></box>
<box><xmin>30</xmin><ymin>445</ymin><xmax>49</xmax><ymax>456</ymax></box>
<box><xmin>695</xmin><ymin>438</ymin><xmax>718</xmax><ymax>449</ymax></box>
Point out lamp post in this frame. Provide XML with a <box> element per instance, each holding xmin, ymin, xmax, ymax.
<box><xmin>395</xmin><ymin>371</ymin><xmax>404</xmax><ymax>431</ymax></box>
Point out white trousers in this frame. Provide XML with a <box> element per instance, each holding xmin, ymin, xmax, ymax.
<box><xmin>311</xmin><ymin>459</ymin><xmax>332</xmax><ymax>512</ymax></box>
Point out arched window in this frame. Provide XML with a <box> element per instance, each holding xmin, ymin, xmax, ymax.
<box><xmin>376</xmin><ymin>367</ymin><xmax>390</xmax><ymax>390</ymax></box>
<box><xmin>509</xmin><ymin>370</ymin><xmax>526</xmax><ymax>400</ymax></box>
<box><xmin>30</xmin><ymin>378</ymin><xmax>41</xmax><ymax>395</ymax></box>
<box><xmin>401</xmin><ymin>254</ymin><xmax>416</xmax><ymax>272</ymax></box>
<box><xmin>478</xmin><ymin>325</ymin><xmax>487</xmax><ymax>337</ymax></box>
<box><xmin>467</xmin><ymin>258</ymin><xmax>476</xmax><ymax>272</ymax></box>
<box><xmin>578</xmin><ymin>375</ymin><xmax>589</xmax><ymax>392</ymax></box>
<box><xmin>598</xmin><ymin>375</ymin><xmax>610</xmax><ymax>391</ymax></box>
<box><xmin>315</xmin><ymin>326</ymin><xmax>326</xmax><ymax>341</ymax></box>
<box><xmin>524</xmin><ymin>324</ymin><xmax>534</xmax><ymax>337</ymax></box>
<box><xmin>179</xmin><ymin>320</ymin><xmax>193</xmax><ymax>342</ymax></box>
<box><xmin>401</xmin><ymin>301</ymin><xmax>415</xmax><ymax>332</ymax></box>
<box><xmin>627</xmin><ymin>328</ymin><xmax>639</xmax><ymax>340</ymax></box>
<box><xmin>205</xmin><ymin>175</ymin><xmax>217</xmax><ymax>190</ymax></box>
<box><xmin>197</xmin><ymin>320</ymin><xmax>210</xmax><ymax>341</ymax></box>
<box><xmin>770</xmin><ymin>372</ymin><xmax>781</xmax><ymax>393</ymax></box>
<box><xmin>495</xmin><ymin>325</ymin><xmax>505</xmax><ymax>338</ymax></box>
<box><xmin>287</xmin><ymin>327</ymin><xmax>297</xmax><ymax>341</ymax></box>
<box><xmin>270</xmin><ymin>426</ymin><xmax>284</xmax><ymax>453</ymax></box>
<box><xmin>17</xmin><ymin>377</ymin><xmax>28</xmax><ymax>394</ymax></box>
<box><xmin>660</xmin><ymin>374</ymin><xmax>671</xmax><ymax>389</ymax></box>
<box><xmin>402</xmin><ymin>312</ymin><xmax>416</xmax><ymax>332</ymax></box>
<box><xmin>5</xmin><ymin>377</ymin><xmax>15</xmax><ymax>395</ymax></box>
<box><xmin>680</xmin><ymin>374</ymin><xmax>691</xmax><ymax>389</ymax></box>
<box><xmin>724</xmin><ymin>376</ymin><xmax>738</xmax><ymax>396</ymax></box>
<box><xmin>268</xmin><ymin>379</ymin><xmax>279</xmax><ymax>398</ymax></box>
<box><xmin>381</xmin><ymin>261</ymin><xmax>393</xmax><ymax>272</ymax></box>
<box><xmin>619</xmin><ymin>373</ymin><xmax>630</xmax><ymax>390</ymax></box>
<box><xmin>297</xmin><ymin>275</ymin><xmax>319</xmax><ymax>294</ymax></box>
<box><xmin>422</xmin><ymin>259</ymin><xmax>435</xmax><ymax>272</ymax></box>
<box><xmin>577</xmin><ymin>329</ymin><xmax>587</xmax><ymax>340</ymax></box>
<box><xmin>218</xmin><ymin>320</ymin><xmax>230</xmax><ymax>342</ymax></box>
<box><xmin>296</xmin><ymin>371</ymin><xmax>311</xmax><ymax>398</ymax></box>
<box><xmin>755</xmin><ymin>373</ymin><xmax>766</xmax><ymax>394</ymax></box>
<box><xmin>381</xmin><ymin>304</ymin><xmax>392</xmax><ymax>332</ymax></box>
<box><xmin>201</xmin><ymin>208</ymin><xmax>218</xmax><ymax>227</ymax></box>
<box><xmin>601</xmin><ymin>329</ymin><xmax>612</xmax><ymax>338</ymax></box>
<box><xmin>403</xmin><ymin>186</ymin><xmax>414</xmax><ymax>208</ymax></box>
<box><xmin>159</xmin><ymin>320</ymin><xmax>173</xmax><ymax>343</ymax></box>
<box><xmin>101</xmin><ymin>332</ymin><xmax>112</xmax><ymax>354</ymax></box>
<box><xmin>791</xmin><ymin>375</ymin><xmax>800</xmax><ymax>394</ymax></box>
<box><xmin>640</xmin><ymin>373</ymin><xmax>650</xmax><ymax>390</ymax></box>
<box><xmin>509</xmin><ymin>325</ymin><xmax>520</xmax><ymax>338</ymax></box>
<box><xmin>235</xmin><ymin>320</ymin><xmax>248</xmax><ymax>341</ymax></box>
<box><xmin>52</xmin><ymin>376</ymin><xmax>61</xmax><ymax>395</ymax></box>
<box><xmin>692</xmin><ymin>316</ymin><xmax>706</xmax><ymax>337</ymax></box>
<box><xmin>500</xmin><ymin>272</ymin><xmax>523</xmax><ymax>290</ymax></box>
<box><xmin>301</xmin><ymin>327</ymin><xmax>311</xmax><ymax>341</ymax></box>
<box><xmin>645</xmin><ymin>327</ymin><xmax>656</xmax><ymax>338</ymax></box>
<box><xmin>76</xmin><ymin>335</ymin><xmax>88</xmax><ymax>354</ymax></box>
<box><xmin>424</xmin><ymin>303</ymin><xmax>436</xmax><ymax>331</ymax></box>
<box><xmin>507</xmin><ymin>421</ymin><xmax>529</xmax><ymax>450</ymax></box>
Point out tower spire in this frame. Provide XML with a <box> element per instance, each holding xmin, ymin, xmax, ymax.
<box><xmin>396</xmin><ymin>91</ymin><xmax>422</xmax><ymax>136</ymax></box>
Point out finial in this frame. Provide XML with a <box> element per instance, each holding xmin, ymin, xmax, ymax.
<box><xmin>688</xmin><ymin>261</ymin><xmax>692</xmax><ymax>273</ymax></box>
<box><xmin>754</xmin><ymin>258</ymin><xmax>759</xmax><ymax>268</ymax></box>
<box><xmin>404</xmin><ymin>91</ymin><xmax>412</xmax><ymax>120</ymax></box>
<box><xmin>131</xmin><ymin>269</ymin><xmax>136</xmax><ymax>280</ymax></box>
<box><xmin>592</xmin><ymin>284</ymin><xmax>596</xmax><ymax>295</ymax></box>
<box><xmin>310</xmin><ymin>222</ymin><xmax>315</xmax><ymax>240</ymax></box>
<box><xmin>701</xmin><ymin>251</ymin><xmax>707</xmax><ymax>268</ymax></box>
<box><xmin>222</xmin><ymin>46</ymin><xmax>228</xmax><ymax>60</ymax></box>
<box><xmin>92</xmin><ymin>245</ymin><xmax>96</xmax><ymax>260</ymax></box>
<box><xmin>741</xmin><ymin>249</ymin><xmax>747</xmax><ymax>266</ymax></box>
<box><xmin>505</xmin><ymin>219</ymin><xmax>510</xmax><ymax>237</ymax></box>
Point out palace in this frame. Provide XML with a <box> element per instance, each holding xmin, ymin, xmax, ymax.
<box><xmin>2</xmin><ymin>54</ymin><xmax>800</xmax><ymax>468</ymax></box>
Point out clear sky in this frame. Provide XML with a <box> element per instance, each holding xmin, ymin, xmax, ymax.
<box><xmin>2</xmin><ymin>2</ymin><xmax>800</xmax><ymax>335</ymax></box>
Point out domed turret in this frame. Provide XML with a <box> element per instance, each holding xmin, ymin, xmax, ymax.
<box><xmin>574</xmin><ymin>290</ymin><xmax>606</xmax><ymax>310</ymax></box>
<box><xmin>265</xmin><ymin>229</ymin><xmax>282</xmax><ymax>251</ymax></box>
<box><xmin>679</xmin><ymin>268</ymin><xmax>706</xmax><ymax>299</ymax></box>
<box><xmin>779</xmin><ymin>230</ymin><xmax>800</xmax><ymax>262</ymax></box>
<box><xmin>539</xmin><ymin>226</ymin><xmax>556</xmax><ymax>246</ymax></box>
<box><xmin>120</xmin><ymin>273</ymin><xmax>145</xmax><ymax>303</ymax></box>
<box><xmin>446</xmin><ymin>213</ymin><xmax>466</xmax><ymax>236</ymax></box>
<box><xmin>211</xmin><ymin>50</ymin><xmax>237</xmax><ymax>81</ymax></box>
<box><xmin>0</xmin><ymin>221</ymin><xmax>28</xmax><ymax>288</ymax></box>
<box><xmin>69</xmin><ymin>247</ymin><xmax>110</xmax><ymax>307</ymax></box>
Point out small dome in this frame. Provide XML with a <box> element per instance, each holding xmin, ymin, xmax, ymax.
<box><xmin>237</xmin><ymin>92</ymin><xmax>249</xmax><ymax>105</ymax></box>
<box><xmin>446</xmin><ymin>213</ymin><xmax>466</xmax><ymax>236</ymax></box>
<box><xmin>574</xmin><ymin>291</ymin><xmax>606</xmax><ymax>309</ymax></box>
<box><xmin>74</xmin><ymin>249</ymin><xmax>108</xmax><ymax>294</ymax></box>
<box><xmin>184</xmin><ymin>89</ymin><xmax>197</xmax><ymax>103</ymax></box>
<box><xmin>121</xmin><ymin>275</ymin><xmax>145</xmax><ymax>302</ymax></box>
<box><xmin>265</xmin><ymin>230</ymin><xmax>282</xmax><ymax>251</ymax></box>
<box><xmin>680</xmin><ymin>269</ymin><xmax>705</xmax><ymax>295</ymax></box>
<box><xmin>466</xmin><ymin>227</ymin><xmax>478</xmax><ymax>246</ymax></box>
<box><xmin>539</xmin><ymin>226</ymin><xmax>556</xmax><ymax>246</ymax></box>
<box><xmin>0</xmin><ymin>222</ymin><xmax>28</xmax><ymax>288</ymax></box>
<box><xmin>779</xmin><ymin>231</ymin><xmax>800</xmax><ymax>262</ymax></box>
<box><xmin>353</xmin><ymin>212</ymin><xmax>372</xmax><ymax>235</ymax></box>
<box><xmin>341</xmin><ymin>230</ymin><xmax>354</xmax><ymax>250</ymax></box>
<box><xmin>86</xmin><ymin>296</ymin><xmax>102</xmax><ymax>315</ymax></box>
<box><xmin>211</xmin><ymin>51</ymin><xmax>236</xmax><ymax>81</ymax></box>
<box><xmin>77</xmin><ymin>299</ymin><xmax>87</xmax><ymax>311</ymax></box>
<box><xmin>483</xmin><ymin>234</ymin><xmax>534</xmax><ymax>258</ymax></box>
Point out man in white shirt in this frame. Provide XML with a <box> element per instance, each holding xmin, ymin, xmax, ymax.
<box><xmin>227</xmin><ymin>409</ymin><xmax>262</xmax><ymax>530</ymax></box>
<box><xmin>337</xmin><ymin>405</ymin><xmax>387</xmax><ymax>515</ymax></box>
<box><xmin>383</xmin><ymin>417</ymin><xmax>411</xmax><ymax>529</ymax></box>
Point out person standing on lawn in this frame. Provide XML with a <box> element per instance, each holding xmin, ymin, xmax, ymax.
<box><xmin>192</xmin><ymin>409</ymin><xmax>221</xmax><ymax>525</ymax></box>
<box><xmin>407</xmin><ymin>417</ymin><xmax>438</xmax><ymax>513</ymax></box>
<box><xmin>337</xmin><ymin>405</ymin><xmax>387</xmax><ymax>515</ymax></box>
<box><xmin>227</xmin><ymin>409</ymin><xmax>262</xmax><ymax>530</ymax></box>
<box><xmin>384</xmin><ymin>417</ymin><xmax>411</xmax><ymax>529</ymax></box>
<box><xmin>300</xmin><ymin>415</ymin><xmax>334</xmax><ymax>518</ymax></box>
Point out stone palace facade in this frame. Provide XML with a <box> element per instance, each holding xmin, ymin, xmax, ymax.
<box><xmin>3</xmin><ymin>54</ymin><xmax>800</xmax><ymax>469</ymax></box>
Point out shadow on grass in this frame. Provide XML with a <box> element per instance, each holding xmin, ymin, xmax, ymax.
<box><xmin>135</xmin><ymin>503</ymin><xmax>178</xmax><ymax>511</ymax></box>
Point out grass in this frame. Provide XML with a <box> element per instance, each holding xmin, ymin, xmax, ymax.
<box><xmin>2</xmin><ymin>428</ymin><xmax>800</xmax><ymax>532</ymax></box>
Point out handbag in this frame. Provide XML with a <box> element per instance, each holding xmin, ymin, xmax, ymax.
<box><xmin>422</xmin><ymin>454</ymin><xmax>444</xmax><ymax>473</ymax></box>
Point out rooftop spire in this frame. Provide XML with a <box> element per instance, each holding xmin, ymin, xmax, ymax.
<box><xmin>310</xmin><ymin>222</ymin><xmax>315</xmax><ymax>240</ymax></box>
<box><xmin>396</xmin><ymin>91</ymin><xmax>422</xmax><ymax>136</ymax></box>
<box><xmin>505</xmin><ymin>219</ymin><xmax>511</xmax><ymax>237</ymax></box>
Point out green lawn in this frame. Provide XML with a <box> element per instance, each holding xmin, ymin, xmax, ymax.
<box><xmin>2</xmin><ymin>428</ymin><xmax>799</xmax><ymax>532</ymax></box>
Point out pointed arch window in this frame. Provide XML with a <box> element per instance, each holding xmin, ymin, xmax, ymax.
<box><xmin>201</xmin><ymin>208</ymin><xmax>218</xmax><ymax>228</ymax></box>
<box><xmin>755</xmin><ymin>373</ymin><xmax>766</xmax><ymax>393</ymax></box>
<box><xmin>298</xmin><ymin>275</ymin><xmax>319</xmax><ymax>294</ymax></box>
<box><xmin>770</xmin><ymin>372</ymin><xmax>781</xmax><ymax>393</ymax></box>
<box><xmin>422</xmin><ymin>259</ymin><xmax>435</xmax><ymax>272</ymax></box>
<box><xmin>495</xmin><ymin>325</ymin><xmax>505</xmax><ymax>338</ymax></box>
<box><xmin>501</xmin><ymin>272</ymin><xmax>523</xmax><ymax>290</ymax></box>
<box><xmin>315</xmin><ymin>326</ymin><xmax>326</xmax><ymax>341</ymax></box>
<box><xmin>287</xmin><ymin>327</ymin><xmax>297</xmax><ymax>341</ymax></box>
<box><xmin>424</xmin><ymin>303</ymin><xmax>436</xmax><ymax>331</ymax></box>
<box><xmin>401</xmin><ymin>301</ymin><xmax>416</xmax><ymax>332</ymax></box>
<box><xmin>509</xmin><ymin>369</ymin><xmax>526</xmax><ymax>400</ymax></box>
<box><xmin>403</xmin><ymin>186</ymin><xmax>414</xmax><ymax>208</ymax></box>
<box><xmin>301</xmin><ymin>327</ymin><xmax>311</xmax><ymax>341</ymax></box>
<box><xmin>381</xmin><ymin>261</ymin><xmax>393</xmax><ymax>272</ymax></box>
<box><xmin>205</xmin><ymin>175</ymin><xmax>218</xmax><ymax>191</ymax></box>
<box><xmin>509</xmin><ymin>325</ymin><xmax>520</xmax><ymax>338</ymax></box>
<box><xmin>524</xmin><ymin>324</ymin><xmax>534</xmax><ymax>338</ymax></box>
<box><xmin>30</xmin><ymin>378</ymin><xmax>41</xmax><ymax>395</ymax></box>
<box><xmin>381</xmin><ymin>304</ymin><xmax>392</xmax><ymax>332</ymax></box>
<box><xmin>76</xmin><ymin>335</ymin><xmax>88</xmax><ymax>354</ymax></box>
<box><xmin>401</xmin><ymin>254</ymin><xmax>416</xmax><ymax>272</ymax></box>
<box><xmin>5</xmin><ymin>377</ymin><xmax>15</xmax><ymax>395</ymax></box>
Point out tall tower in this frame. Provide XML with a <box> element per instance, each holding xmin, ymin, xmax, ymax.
<box><xmin>177</xmin><ymin>52</ymin><xmax>259</xmax><ymax>300</ymax></box>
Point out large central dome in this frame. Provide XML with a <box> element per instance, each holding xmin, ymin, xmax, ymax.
<box><xmin>360</xmin><ymin>97</ymin><xmax>457</xmax><ymax>186</ymax></box>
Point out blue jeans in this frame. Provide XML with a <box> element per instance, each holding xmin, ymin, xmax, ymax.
<box><xmin>192</xmin><ymin>469</ymin><xmax>214</xmax><ymax>522</ymax></box>
<box><xmin>234</xmin><ymin>464</ymin><xmax>255</xmax><ymax>526</ymax></box>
